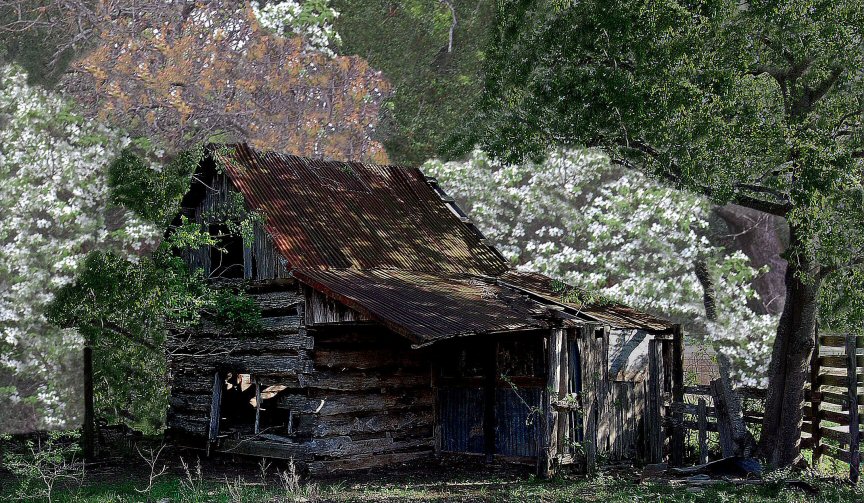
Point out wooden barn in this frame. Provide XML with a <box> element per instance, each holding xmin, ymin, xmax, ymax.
<box><xmin>165</xmin><ymin>144</ymin><xmax>684</xmax><ymax>476</ymax></box>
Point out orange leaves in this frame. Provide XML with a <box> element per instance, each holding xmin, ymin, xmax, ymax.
<box><xmin>63</xmin><ymin>0</ymin><xmax>389</xmax><ymax>162</ymax></box>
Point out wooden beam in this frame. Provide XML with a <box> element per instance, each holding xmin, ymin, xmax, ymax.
<box><xmin>697</xmin><ymin>398</ymin><xmax>708</xmax><ymax>464</ymax></box>
<box><xmin>669</xmin><ymin>325</ymin><xmax>685</xmax><ymax>467</ymax></box>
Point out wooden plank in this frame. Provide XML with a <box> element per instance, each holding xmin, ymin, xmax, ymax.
<box><xmin>710</xmin><ymin>379</ymin><xmax>735</xmax><ymax>457</ymax></box>
<box><xmin>819</xmin><ymin>354</ymin><xmax>864</xmax><ymax>369</ymax></box>
<box><xmin>697</xmin><ymin>398</ymin><xmax>708</xmax><ymax>464</ymax></box>
<box><xmin>174</xmin><ymin>354</ymin><xmax>313</xmax><ymax>376</ymax></box>
<box><xmin>818</xmin><ymin>373</ymin><xmax>864</xmax><ymax>388</ymax></box>
<box><xmin>647</xmin><ymin>339</ymin><xmax>663</xmax><ymax>463</ymax></box>
<box><xmin>820</xmin><ymin>390</ymin><xmax>864</xmax><ymax>407</ymax></box>
<box><xmin>669</xmin><ymin>326</ymin><xmax>685</xmax><ymax>467</ymax></box>
<box><xmin>822</xmin><ymin>443</ymin><xmax>853</xmax><ymax>464</ymax></box>
<box><xmin>820</xmin><ymin>335</ymin><xmax>864</xmax><ymax>348</ymax></box>
<box><xmin>848</xmin><ymin>333</ymin><xmax>860</xmax><ymax>484</ymax></box>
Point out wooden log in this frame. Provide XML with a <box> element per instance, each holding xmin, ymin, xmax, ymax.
<box><xmin>297</xmin><ymin>371</ymin><xmax>430</xmax><ymax>392</ymax></box>
<box><xmin>166</xmin><ymin>415</ymin><xmax>210</xmax><ymax>437</ymax></box>
<box><xmin>821</xmin><ymin>443</ymin><xmax>852</xmax><ymax>464</ymax></box>
<box><xmin>173</xmin><ymin>333</ymin><xmax>314</xmax><ymax>355</ymax></box>
<box><xmin>278</xmin><ymin>390</ymin><xmax>434</xmax><ymax>416</ymax></box>
<box><xmin>697</xmin><ymin>398</ymin><xmax>708</xmax><ymax>464</ymax></box>
<box><xmin>219</xmin><ymin>438</ymin><xmax>311</xmax><ymax>461</ymax></box>
<box><xmin>197</xmin><ymin>315</ymin><xmax>302</xmax><ymax>335</ymax></box>
<box><xmin>169</xmin><ymin>392</ymin><xmax>213</xmax><ymax>413</ymax></box>
<box><xmin>308</xmin><ymin>436</ymin><xmax>432</xmax><ymax>459</ymax></box>
<box><xmin>538</xmin><ymin>327</ymin><xmax>565</xmax><ymax>478</ymax></box>
<box><xmin>253</xmin><ymin>291</ymin><xmax>301</xmax><ymax>312</ymax></box>
<box><xmin>820</xmin><ymin>390</ymin><xmax>864</xmax><ymax>407</ymax></box>
<box><xmin>296</xmin><ymin>410</ymin><xmax>434</xmax><ymax>438</ymax></box>
<box><xmin>307</xmin><ymin>450</ymin><xmax>432</xmax><ymax>475</ymax></box>
<box><xmin>174</xmin><ymin>354</ymin><xmax>313</xmax><ymax>376</ymax></box>
<box><xmin>669</xmin><ymin>325</ymin><xmax>685</xmax><ymax>467</ymax></box>
<box><xmin>848</xmin><ymin>333</ymin><xmax>860</xmax><ymax>484</ymax></box>
<box><xmin>313</xmin><ymin>349</ymin><xmax>425</xmax><ymax>370</ymax></box>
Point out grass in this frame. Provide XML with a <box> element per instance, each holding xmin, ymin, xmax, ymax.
<box><xmin>3</xmin><ymin>468</ymin><xmax>862</xmax><ymax>502</ymax></box>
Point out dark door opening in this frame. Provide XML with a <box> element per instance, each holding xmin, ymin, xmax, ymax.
<box><xmin>436</xmin><ymin>335</ymin><xmax>545</xmax><ymax>459</ymax></box>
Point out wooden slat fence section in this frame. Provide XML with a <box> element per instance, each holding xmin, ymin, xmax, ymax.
<box><xmin>809</xmin><ymin>332</ymin><xmax>862</xmax><ymax>482</ymax></box>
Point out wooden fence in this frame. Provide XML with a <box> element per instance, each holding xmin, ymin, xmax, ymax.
<box><xmin>664</xmin><ymin>332</ymin><xmax>862</xmax><ymax>482</ymax></box>
<box><xmin>807</xmin><ymin>332</ymin><xmax>862</xmax><ymax>482</ymax></box>
<box><xmin>666</xmin><ymin>384</ymin><xmax>766</xmax><ymax>464</ymax></box>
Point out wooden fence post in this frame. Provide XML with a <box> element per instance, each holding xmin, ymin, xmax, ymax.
<box><xmin>810</xmin><ymin>324</ymin><xmax>822</xmax><ymax>466</ymax></box>
<box><xmin>697</xmin><ymin>398</ymin><xmax>708</xmax><ymax>464</ymax></box>
<box><xmin>669</xmin><ymin>325</ymin><xmax>685</xmax><ymax>467</ymax></box>
<box><xmin>847</xmin><ymin>333</ymin><xmax>859</xmax><ymax>484</ymax></box>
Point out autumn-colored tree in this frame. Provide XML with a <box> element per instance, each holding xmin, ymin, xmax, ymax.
<box><xmin>59</xmin><ymin>1</ymin><xmax>388</xmax><ymax>160</ymax></box>
<box><xmin>1</xmin><ymin>0</ymin><xmax>389</xmax><ymax>160</ymax></box>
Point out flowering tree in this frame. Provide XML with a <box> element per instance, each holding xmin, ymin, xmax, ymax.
<box><xmin>424</xmin><ymin>149</ymin><xmax>778</xmax><ymax>386</ymax></box>
<box><xmin>0</xmin><ymin>64</ymin><xmax>160</xmax><ymax>432</ymax></box>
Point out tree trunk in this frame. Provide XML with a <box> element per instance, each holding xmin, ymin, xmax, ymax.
<box><xmin>758</xmin><ymin>229</ymin><xmax>821</xmax><ymax>467</ymax></box>
<box><xmin>694</xmin><ymin>259</ymin><xmax>756</xmax><ymax>457</ymax></box>
<box><xmin>82</xmin><ymin>336</ymin><xmax>95</xmax><ymax>460</ymax></box>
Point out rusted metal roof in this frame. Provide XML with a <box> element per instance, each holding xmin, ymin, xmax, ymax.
<box><xmin>213</xmin><ymin>144</ymin><xmax>507</xmax><ymax>276</ymax></box>
<box><xmin>293</xmin><ymin>268</ymin><xmax>550</xmax><ymax>346</ymax></box>
<box><xmin>498</xmin><ymin>271</ymin><xmax>675</xmax><ymax>332</ymax></box>
<box><xmin>206</xmin><ymin>144</ymin><xmax>673</xmax><ymax>341</ymax></box>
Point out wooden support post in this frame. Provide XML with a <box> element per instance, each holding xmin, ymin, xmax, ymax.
<box><xmin>539</xmin><ymin>326</ymin><xmax>565</xmax><ymax>479</ymax></box>
<box><xmin>847</xmin><ymin>334</ymin><xmax>860</xmax><ymax>484</ymax></box>
<box><xmin>710</xmin><ymin>379</ymin><xmax>734</xmax><ymax>457</ymax></box>
<box><xmin>647</xmin><ymin>339</ymin><xmax>664</xmax><ymax>463</ymax></box>
<box><xmin>669</xmin><ymin>325</ymin><xmax>685</xmax><ymax>467</ymax></box>
<box><xmin>697</xmin><ymin>398</ymin><xmax>708</xmax><ymax>464</ymax></box>
<box><xmin>810</xmin><ymin>324</ymin><xmax>822</xmax><ymax>467</ymax></box>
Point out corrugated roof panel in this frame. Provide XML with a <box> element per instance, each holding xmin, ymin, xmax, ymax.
<box><xmin>498</xmin><ymin>271</ymin><xmax>674</xmax><ymax>332</ymax></box>
<box><xmin>293</xmin><ymin>268</ymin><xmax>549</xmax><ymax>345</ymax></box>
<box><xmin>215</xmin><ymin>144</ymin><xmax>508</xmax><ymax>276</ymax></box>
<box><xmin>204</xmin><ymin>144</ymin><xmax>673</xmax><ymax>340</ymax></box>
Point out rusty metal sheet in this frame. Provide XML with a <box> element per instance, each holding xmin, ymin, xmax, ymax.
<box><xmin>498</xmin><ymin>271</ymin><xmax>675</xmax><ymax>332</ymax></box>
<box><xmin>214</xmin><ymin>144</ymin><xmax>507</xmax><ymax>276</ymax></box>
<box><xmin>293</xmin><ymin>268</ymin><xmax>549</xmax><ymax>345</ymax></box>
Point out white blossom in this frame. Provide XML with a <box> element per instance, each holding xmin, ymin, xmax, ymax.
<box><xmin>424</xmin><ymin>149</ymin><xmax>777</xmax><ymax>386</ymax></box>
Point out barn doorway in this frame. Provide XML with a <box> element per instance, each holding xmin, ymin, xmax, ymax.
<box><xmin>435</xmin><ymin>334</ymin><xmax>547</xmax><ymax>460</ymax></box>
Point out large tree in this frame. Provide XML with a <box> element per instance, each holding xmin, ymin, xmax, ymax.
<box><xmin>469</xmin><ymin>0</ymin><xmax>864</xmax><ymax>467</ymax></box>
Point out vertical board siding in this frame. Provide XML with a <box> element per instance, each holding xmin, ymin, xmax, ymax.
<box><xmin>438</xmin><ymin>387</ymin><xmax>485</xmax><ymax>454</ymax></box>
<box><xmin>495</xmin><ymin>387</ymin><xmax>541</xmax><ymax>457</ymax></box>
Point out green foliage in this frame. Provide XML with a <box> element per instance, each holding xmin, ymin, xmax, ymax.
<box><xmin>108</xmin><ymin>147</ymin><xmax>202</xmax><ymax>226</ymax></box>
<box><xmin>2</xmin><ymin>430</ymin><xmax>85</xmax><ymax>502</ymax></box>
<box><xmin>334</xmin><ymin>0</ymin><xmax>494</xmax><ymax>164</ymax></box>
<box><xmin>46</xmin><ymin>213</ymin><xmax>261</xmax><ymax>431</ymax></box>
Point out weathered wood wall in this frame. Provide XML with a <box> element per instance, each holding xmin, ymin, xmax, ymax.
<box><xmin>166</xmin><ymin>284</ymin><xmax>435</xmax><ymax>474</ymax></box>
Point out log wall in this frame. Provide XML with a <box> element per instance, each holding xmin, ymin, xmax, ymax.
<box><xmin>165</xmin><ymin>283</ymin><xmax>434</xmax><ymax>474</ymax></box>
